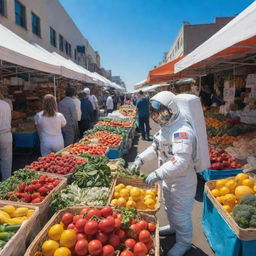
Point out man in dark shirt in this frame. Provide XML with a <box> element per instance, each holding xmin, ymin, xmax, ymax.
<box><xmin>136</xmin><ymin>91</ymin><xmax>150</xmax><ymax>140</ymax></box>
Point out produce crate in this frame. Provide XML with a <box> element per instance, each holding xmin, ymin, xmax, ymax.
<box><xmin>201</xmin><ymin>169</ymin><xmax>243</xmax><ymax>181</ymax></box>
<box><xmin>0</xmin><ymin>173</ymin><xmax>67</xmax><ymax>226</ymax></box>
<box><xmin>0</xmin><ymin>201</ymin><xmax>39</xmax><ymax>256</ymax></box>
<box><xmin>205</xmin><ymin>176</ymin><xmax>256</xmax><ymax>240</ymax></box>
<box><xmin>109</xmin><ymin>177</ymin><xmax>161</xmax><ymax>215</ymax></box>
<box><xmin>106</xmin><ymin>141</ymin><xmax>124</xmax><ymax>159</ymax></box>
<box><xmin>25</xmin><ymin>206</ymin><xmax>160</xmax><ymax>256</ymax></box>
<box><xmin>13</xmin><ymin>131</ymin><xmax>39</xmax><ymax>148</ymax></box>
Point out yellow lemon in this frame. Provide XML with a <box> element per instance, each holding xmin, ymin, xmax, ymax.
<box><xmin>242</xmin><ymin>179</ymin><xmax>254</xmax><ymax>188</ymax></box>
<box><xmin>235</xmin><ymin>173</ymin><xmax>249</xmax><ymax>185</ymax></box>
<box><xmin>111</xmin><ymin>199</ymin><xmax>118</xmax><ymax>206</ymax></box>
<box><xmin>117</xmin><ymin>197</ymin><xmax>127</xmax><ymax>207</ymax></box>
<box><xmin>120</xmin><ymin>189</ymin><xmax>130</xmax><ymax>200</ymax></box>
<box><xmin>42</xmin><ymin>240</ymin><xmax>59</xmax><ymax>256</ymax></box>
<box><xmin>235</xmin><ymin>185</ymin><xmax>254</xmax><ymax>201</ymax></box>
<box><xmin>146</xmin><ymin>190</ymin><xmax>156</xmax><ymax>197</ymax></box>
<box><xmin>114</xmin><ymin>192</ymin><xmax>120</xmax><ymax>199</ymax></box>
<box><xmin>215</xmin><ymin>179</ymin><xmax>227</xmax><ymax>189</ymax></box>
<box><xmin>48</xmin><ymin>224</ymin><xmax>64</xmax><ymax>241</ymax></box>
<box><xmin>136</xmin><ymin>201</ymin><xmax>147</xmax><ymax>210</ymax></box>
<box><xmin>126</xmin><ymin>200</ymin><xmax>136</xmax><ymax>208</ymax></box>
<box><xmin>211</xmin><ymin>189</ymin><xmax>220</xmax><ymax>197</ymax></box>
<box><xmin>222</xmin><ymin>194</ymin><xmax>237</xmax><ymax>208</ymax></box>
<box><xmin>225</xmin><ymin>180</ymin><xmax>237</xmax><ymax>191</ymax></box>
<box><xmin>219</xmin><ymin>186</ymin><xmax>230</xmax><ymax>196</ymax></box>
<box><xmin>216</xmin><ymin>196</ymin><xmax>222</xmax><ymax>204</ymax></box>
<box><xmin>223</xmin><ymin>205</ymin><xmax>232</xmax><ymax>213</ymax></box>
<box><xmin>126</xmin><ymin>185</ymin><xmax>133</xmax><ymax>191</ymax></box>
<box><xmin>53</xmin><ymin>247</ymin><xmax>71</xmax><ymax>256</ymax></box>
<box><xmin>118</xmin><ymin>184</ymin><xmax>126</xmax><ymax>189</ymax></box>
<box><xmin>144</xmin><ymin>198</ymin><xmax>155</xmax><ymax>208</ymax></box>
<box><xmin>130</xmin><ymin>187</ymin><xmax>141</xmax><ymax>198</ymax></box>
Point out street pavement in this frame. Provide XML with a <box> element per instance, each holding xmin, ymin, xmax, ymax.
<box><xmin>125</xmin><ymin>120</ymin><xmax>215</xmax><ymax>256</ymax></box>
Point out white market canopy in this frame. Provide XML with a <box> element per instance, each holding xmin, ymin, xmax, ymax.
<box><xmin>131</xmin><ymin>83</ymin><xmax>169</xmax><ymax>94</ymax></box>
<box><xmin>175</xmin><ymin>1</ymin><xmax>256</xmax><ymax>74</ymax></box>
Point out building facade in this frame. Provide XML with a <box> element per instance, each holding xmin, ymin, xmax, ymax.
<box><xmin>112</xmin><ymin>76</ymin><xmax>126</xmax><ymax>90</ymax></box>
<box><xmin>164</xmin><ymin>17</ymin><xmax>234</xmax><ymax>64</ymax></box>
<box><xmin>0</xmin><ymin>0</ymin><xmax>101</xmax><ymax>72</ymax></box>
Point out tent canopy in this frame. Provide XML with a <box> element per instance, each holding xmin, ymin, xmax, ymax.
<box><xmin>131</xmin><ymin>83</ymin><xmax>169</xmax><ymax>94</ymax></box>
<box><xmin>175</xmin><ymin>1</ymin><xmax>256</xmax><ymax>75</ymax></box>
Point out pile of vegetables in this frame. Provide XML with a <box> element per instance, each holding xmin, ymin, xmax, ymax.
<box><xmin>96</xmin><ymin>119</ymin><xmax>134</xmax><ymax>128</ymax></box>
<box><xmin>25</xmin><ymin>153</ymin><xmax>86</xmax><ymax>175</ymax></box>
<box><xmin>0</xmin><ymin>205</ymin><xmax>35</xmax><ymax>249</ymax></box>
<box><xmin>0</xmin><ymin>169</ymin><xmax>61</xmax><ymax>203</ymax></box>
<box><xmin>208</xmin><ymin>134</ymin><xmax>240</xmax><ymax>147</ymax></box>
<box><xmin>232</xmin><ymin>194</ymin><xmax>256</xmax><ymax>228</ymax></box>
<box><xmin>51</xmin><ymin>184</ymin><xmax>109</xmax><ymax>213</ymax></box>
<box><xmin>38</xmin><ymin>207</ymin><xmax>156</xmax><ymax>256</ymax></box>
<box><xmin>64</xmin><ymin>143</ymin><xmax>108</xmax><ymax>156</ymax></box>
<box><xmin>119</xmin><ymin>106</ymin><xmax>136</xmax><ymax>117</ymax></box>
<box><xmin>80</xmin><ymin>131</ymin><xmax>122</xmax><ymax>147</ymax></box>
<box><xmin>84</xmin><ymin>126</ymin><xmax>127</xmax><ymax>140</ymax></box>
<box><xmin>209</xmin><ymin>147</ymin><xmax>241</xmax><ymax>170</ymax></box>
<box><xmin>211</xmin><ymin>173</ymin><xmax>256</xmax><ymax>213</ymax></box>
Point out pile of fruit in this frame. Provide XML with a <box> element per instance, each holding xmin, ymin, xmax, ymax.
<box><xmin>38</xmin><ymin>207</ymin><xmax>156</xmax><ymax>256</ymax></box>
<box><xmin>209</xmin><ymin>147</ymin><xmax>242</xmax><ymax>170</ymax></box>
<box><xmin>64</xmin><ymin>143</ymin><xmax>108</xmax><ymax>156</ymax></box>
<box><xmin>205</xmin><ymin>117</ymin><xmax>225</xmax><ymax>128</ymax></box>
<box><xmin>0</xmin><ymin>169</ymin><xmax>60</xmax><ymax>203</ymax></box>
<box><xmin>111</xmin><ymin>184</ymin><xmax>158</xmax><ymax>210</ymax></box>
<box><xmin>84</xmin><ymin>127</ymin><xmax>127</xmax><ymax>140</ymax></box>
<box><xmin>0</xmin><ymin>205</ymin><xmax>35</xmax><ymax>249</ymax></box>
<box><xmin>26</xmin><ymin>153</ymin><xmax>86</xmax><ymax>175</ymax></box>
<box><xmin>81</xmin><ymin>131</ymin><xmax>122</xmax><ymax>147</ymax></box>
<box><xmin>210</xmin><ymin>173</ymin><xmax>256</xmax><ymax>213</ymax></box>
<box><xmin>119</xmin><ymin>107</ymin><xmax>136</xmax><ymax>117</ymax></box>
<box><xmin>208</xmin><ymin>134</ymin><xmax>240</xmax><ymax>147</ymax></box>
<box><xmin>97</xmin><ymin>120</ymin><xmax>133</xmax><ymax>128</ymax></box>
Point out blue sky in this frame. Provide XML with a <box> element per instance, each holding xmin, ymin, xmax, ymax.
<box><xmin>59</xmin><ymin>0</ymin><xmax>254</xmax><ymax>91</ymax></box>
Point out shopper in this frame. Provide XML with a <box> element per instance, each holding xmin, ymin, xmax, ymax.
<box><xmin>84</xmin><ymin>88</ymin><xmax>99</xmax><ymax>123</ymax></box>
<box><xmin>79</xmin><ymin>91</ymin><xmax>94</xmax><ymax>135</ymax></box>
<box><xmin>0</xmin><ymin>92</ymin><xmax>12</xmax><ymax>181</ymax></box>
<box><xmin>34</xmin><ymin>94</ymin><xmax>66</xmax><ymax>156</ymax></box>
<box><xmin>106</xmin><ymin>93</ymin><xmax>114</xmax><ymax>114</ymax></box>
<box><xmin>58</xmin><ymin>87</ymin><xmax>79</xmax><ymax>146</ymax></box>
<box><xmin>131</xmin><ymin>91</ymin><xmax>199</xmax><ymax>256</ymax></box>
<box><xmin>136</xmin><ymin>90</ymin><xmax>150</xmax><ymax>140</ymax></box>
<box><xmin>72</xmin><ymin>91</ymin><xmax>82</xmax><ymax>141</ymax></box>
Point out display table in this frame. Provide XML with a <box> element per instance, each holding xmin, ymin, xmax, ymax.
<box><xmin>202</xmin><ymin>194</ymin><xmax>256</xmax><ymax>256</ymax></box>
<box><xmin>13</xmin><ymin>131</ymin><xmax>39</xmax><ymax>148</ymax></box>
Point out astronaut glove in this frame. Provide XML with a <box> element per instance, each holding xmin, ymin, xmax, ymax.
<box><xmin>145</xmin><ymin>171</ymin><xmax>161</xmax><ymax>186</ymax></box>
<box><xmin>129</xmin><ymin>157</ymin><xmax>143</xmax><ymax>174</ymax></box>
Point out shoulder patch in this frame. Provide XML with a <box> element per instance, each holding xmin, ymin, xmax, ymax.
<box><xmin>174</xmin><ymin>132</ymin><xmax>188</xmax><ymax>140</ymax></box>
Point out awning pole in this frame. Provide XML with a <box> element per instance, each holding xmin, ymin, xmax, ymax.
<box><xmin>53</xmin><ymin>75</ymin><xmax>56</xmax><ymax>98</ymax></box>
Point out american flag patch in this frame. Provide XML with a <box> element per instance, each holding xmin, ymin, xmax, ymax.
<box><xmin>170</xmin><ymin>156</ymin><xmax>177</xmax><ymax>163</ymax></box>
<box><xmin>174</xmin><ymin>132</ymin><xmax>188</xmax><ymax>140</ymax></box>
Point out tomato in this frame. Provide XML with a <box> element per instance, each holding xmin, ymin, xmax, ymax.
<box><xmin>96</xmin><ymin>232</ymin><xmax>108</xmax><ymax>245</ymax></box>
<box><xmin>120</xmin><ymin>250</ymin><xmax>134</xmax><ymax>256</ymax></box>
<box><xmin>133</xmin><ymin>242</ymin><xmax>147</xmax><ymax>256</ymax></box>
<box><xmin>67</xmin><ymin>223</ymin><xmax>77</xmax><ymax>232</ymax></box>
<box><xmin>77</xmin><ymin>233</ymin><xmax>87</xmax><ymax>240</ymax></box>
<box><xmin>116</xmin><ymin>229</ymin><xmax>125</xmax><ymax>241</ymax></box>
<box><xmin>73</xmin><ymin>215</ymin><xmax>83</xmax><ymax>224</ymax></box>
<box><xmin>147</xmin><ymin>223</ymin><xmax>156</xmax><ymax>232</ymax></box>
<box><xmin>129</xmin><ymin>224</ymin><xmax>141</xmax><ymax>238</ymax></box>
<box><xmin>125</xmin><ymin>238</ymin><xmax>136</xmax><ymax>249</ymax></box>
<box><xmin>138</xmin><ymin>230</ymin><xmax>151</xmax><ymax>243</ymax></box>
<box><xmin>99</xmin><ymin>217</ymin><xmax>115</xmax><ymax>233</ymax></box>
<box><xmin>102</xmin><ymin>244</ymin><xmax>115</xmax><ymax>256</ymax></box>
<box><xmin>75</xmin><ymin>218</ymin><xmax>87</xmax><ymax>233</ymax></box>
<box><xmin>87</xmin><ymin>209</ymin><xmax>101</xmax><ymax>219</ymax></box>
<box><xmin>80</xmin><ymin>208</ymin><xmax>88</xmax><ymax>216</ymax></box>
<box><xmin>108</xmin><ymin>234</ymin><xmax>120</xmax><ymax>248</ymax></box>
<box><xmin>116</xmin><ymin>214</ymin><xmax>122</xmax><ymax>220</ymax></box>
<box><xmin>137</xmin><ymin>221</ymin><xmax>148</xmax><ymax>231</ymax></box>
<box><xmin>100</xmin><ymin>207</ymin><xmax>113</xmax><ymax>218</ymax></box>
<box><xmin>131</xmin><ymin>219</ymin><xmax>137</xmax><ymax>225</ymax></box>
<box><xmin>114</xmin><ymin>218</ymin><xmax>121</xmax><ymax>230</ymax></box>
<box><xmin>88</xmin><ymin>240</ymin><xmax>103</xmax><ymax>256</ymax></box>
<box><xmin>75</xmin><ymin>239</ymin><xmax>88</xmax><ymax>256</ymax></box>
<box><xmin>84</xmin><ymin>220</ymin><xmax>98</xmax><ymax>235</ymax></box>
<box><xmin>144</xmin><ymin>239</ymin><xmax>153</xmax><ymax>250</ymax></box>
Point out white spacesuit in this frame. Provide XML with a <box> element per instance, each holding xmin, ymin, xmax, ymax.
<box><xmin>131</xmin><ymin>91</ymin><xmax>198</xmax><ymax>256</ymax></box>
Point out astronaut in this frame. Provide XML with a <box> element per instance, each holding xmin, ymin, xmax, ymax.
<box><xmin>131</xmin><ymin>91</ymin><xmax>198</xmax><ymax>256</ymax></box>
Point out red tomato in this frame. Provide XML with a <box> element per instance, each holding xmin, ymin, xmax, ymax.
<box><xmin>75</xmin><ymin>239</ymin><xmax>88</xmax><ymax>256</ymax></box>
<box><xmin>67</xmin><ymin>223</ymin><xmax>76</xmax><ymax>231</ymax></box>
<box><xmin>84</xmin><ymin>220</ymin><xmax>98</xmax><ymax>235</ymax></box>
<box><xmin>96</xmin><ymin>232</ymin><xmax>108</xmax><ymax>245</ymax></box>
<box><xmin>62</xmin><ymin>213</ymin><xmax>74</xmax><ymax>226</ymax></box>
<box><xmin>100</xmin><ymin>207</ymin><xmax>113</xmax><ymax>218</ymax></box>
<box><xmin>147</xmin><ymin>223</ymin><xmax>156</xmax><ymax>232</ymax></box>
<box><xmin>87</xmin><ymin>209</ymin><xmax>101</xmax><ymax>219</ymax></box>
<box><xmin>80</xmin><ymin>208</ymin><xmax>88</xmax><ymax>216</ymax></box>
<box><xmin>137</xmin><ymin>220</ymin><xmax>148</xmax><ymax>231</ymax></box>
<box><xmin>73</xmin><ymin>214</ymin><xmax>83</xmax><ymax>224</ymax></box>
<box><xmin>138</xmin><ymin>230</ymin><xmax>151</xmax><ymax>243</ymax></box>
<box><xmin>144</xmin><ymin>239</ymin><xmax>153</xmax><ymax>250</ymax></box>
<box><xmin>99</xmin><ymin>217</ymin><xmax>115</xmax><ymax>233</ymax></box>
<box><xmin>129</xmin><ymin>224</ymin><xmax>141</xmax><ymax>238</ymax></box>
<box><xmin>88</xmin><ymin>240</ymin><xmax>103</xmax><ymax>256</ymax></box>
<box><xmin>77</xmin><ymin>233</ymin><xmax>87</xmax><ymax>240</ymax></box>
<box><xmin>114</xmin><ymin>218</ymin><xmax>121</xmax><ymax>230</ymax></box>
<box><xmin>120</xmin><ymin>250</ymin><xmax>134</xmax><ymax>256</ymax></box>
<box><xmin>133</xmin><ymin>242</ymin><xmax>147</xmax><ymax>256</ymax></box>
<box><xmin>102</xmin><ymin>245</ymin><xmax>115</xmax><ymax>256</ymax></box>
<box><xmin>108</xmin><ymin>234</ymin><xmax>120</xmax><ymax>248</ymax></box>
<box><xmin>75</xmin><ymin>218</ymin><xmax>87</xmax><ymax>232</ymax></box>
<box><xmin>125</xmin><ymin>238</ymin><xmax>136</xmax><ymax>249</ymax></box>
<box><xmin>116</xmin><ymin>229</ymin><xmax>125</xmax><ymax>241</ymax></box>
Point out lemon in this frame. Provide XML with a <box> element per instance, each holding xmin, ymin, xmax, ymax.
<box><xmin>223</xmin><ymin>205</ymin><xmax>232</xmax><ymax>213</ymax></box>
<box><xmin>211</xmin><ymin>189</ymin><xmax>220</xmax><ymax>197</ymax></box>
<box><xmin>59</xmin><ymin>230</ymin><xmax>77</xmax><ymax>248</ymax></box>
<box><xmin>144</xmin><ymin>198</ymin><xmax>155</xmax><ymax>209</ymax></box>
<box><xmin>126</xmin><ymin>185</ymin><xmax>133</xmax><ymax>191</ymax></box>
<box><xmin>216</xmin><ymin>196</ymin><xmax>222</xmax><ymax>204</ymax></box>
<box><xmin>215</xmin><ymin>179</ymin><xmax>227</xmax><ymax>189</ymax></box>
<box><xmin>235</xmin><ymin>173</ymin><xmax>249</xmax><ymax>185</ymax></box>
<box><xmin>146</xmin><ymin>190</ymin><xmax>156</xmax><ymax>197</ymax></box>
<box><xmin>126</xmin><ymin>200</ymin><xmax>136</xmax><ymax>208</ymax></box>
<box><xmin>130</xmin><ymin>187</ymin><xmax>141</xmax><ymax>197</ymax></box>
<box><xmin>2</xmin><ymin>205</ymin><xmax>16</xmax><ymax>215</ymax></box>
<box><xmin>242</xmin><ymin>179</ymin><xmax>254</xmax><ymax>188</ymax></box>
<box><xmin>42</xmin><ymin>240</ymin><xmax>59</xmax><ymax>256</ymax></box>
<box><xmin>115</xmin><ymin>184</ymin><xmax>125</xmax><ymax>192</ymax></box>
<box><xmin>222</xmin><ymin>194</ymin><xmax>237</xmax><ymax>208</ymax></box>
<box><xmin>225</xmin><ymin>180</ymin><xmax>237</xmax><ymax>192</ymax></box>
<box><xmin>53</xmin><ymin>247</ymin><xmax>71</xmax><ymax>256</ymax></box>
<box><xmin>120</xmin><ymin>189</ymin><xmax>130</xmax><ymax>200</ymax></box>
<box><xmin>117</xmin><ymin>197</ymin><xmax>126</xmax><ymax>207</ymax></box>
<box><xmin>219</xmin><ymin>186</ymin><xmax>230</xmax><ymax>196</ymax></box>
<box><xmin>114</xmin><ymin>192</ymin><xmax>120</xmax><ymax>199</ymax></box>
<box><xmin>111</xmin><ymin>199</ymin><xmax>118</xmax><ymax>206</ymax></box>
<box><xmin>48</xmin><ymin>224</ymin><xmax>64</xmax><ymax>241</ymax></box>
<box><xmin>136</xmin><ymin>201</ymin><xmax>147</xmax><ymax>210</ymax></box>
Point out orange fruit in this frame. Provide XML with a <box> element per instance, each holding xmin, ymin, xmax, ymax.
<box><xmin>235</xmin><ymin>185</ymin><xmax>254</xmax><ymax>201</ymax></box>
<box><xmin>219</xmin><ymin>186</ymin><xmax>230</xmax><ymax>196</ymax></box>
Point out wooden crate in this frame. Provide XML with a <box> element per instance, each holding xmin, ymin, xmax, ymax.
<box><xmin>25</xmin><ymin>206</ymin><xmax>160</xmax><ymax>256</ymax></box>
<box><xmin>0</xmin><ymin>201</ymin><xmax>39</xmax><ymax>256</ymax></box>
<box><xmin>0</xmin><ymin>173</ymin><xmax>67</xmax><ymax>226</ymax></box>
<box><xmin>205</xmin><ymin>175</ymin><xmax>256</xmax><ymax>241</ymax></box>
<box><xmin>108</xmin><ymin>177</ymin><xmax>161</xmax><ymax>215</ymax></box>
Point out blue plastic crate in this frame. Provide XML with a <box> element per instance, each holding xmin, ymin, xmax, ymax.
<box><xmin>201</xmin><ymin>169</ymin><xmax>243</xmax><ymax>181</ymax></box>
<box><xmin>13</xmin><ymin>131</ymin><xmax>39</xmax><ymax>148</ymax></box>
<box><xmin>106</xmin><ymin>148</ymin><xmax>121</xmax><ymax>159</ymax></box>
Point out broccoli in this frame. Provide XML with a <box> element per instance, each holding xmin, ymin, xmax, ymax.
<box><xmin>232</xmin><ymin>194</ymin><xmax>256</xmax><ymax>228</ymax></box>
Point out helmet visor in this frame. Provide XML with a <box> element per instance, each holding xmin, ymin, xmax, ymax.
<box><xmin>150</xmin><ymin>100</ymin><xmax>172</xmax><ymax>125</ymax></box>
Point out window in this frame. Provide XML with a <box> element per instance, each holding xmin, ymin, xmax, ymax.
<box><xmin>59</xmin><ymin>34</ymin><xmax>64</xmax><ymax>51</ymax></box>
<box><xmin>50</xmin><ymin>27</ymin><xmax>56</xmax><ymax>47</ymax></box>
<box><xmin>68</xmin><ymin>43</ymin><xmax>72</xmax><ymax>57</ymax></box>
<box><xmin>31</xmin><ymin>12</ymin><xmax>40</xmax><ymax>36</ymax></box>
<box><xmin>0</xmin><ymin>0</ymin><xmax>5</xmax><ymax>16</ymax></box>
<box><xmin>74</xmin><ymin>49</ymin><xmax>77</xmax><ymax>60</ymax></box>
<box><xmin>65</xmin><ymin>41</ymin><xmax>72</xmax><ymax>57</ymax></box>
<box><xmin>15</xmin><ymin>0</ymin><xmax>26</xmax><ymax>28</ymax></box>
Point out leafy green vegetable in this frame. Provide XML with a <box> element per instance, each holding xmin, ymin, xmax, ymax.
<box><xmin>114</xmin><ymin>207</ymin><xmax>138</xmax><ymax>229</ymax></box>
